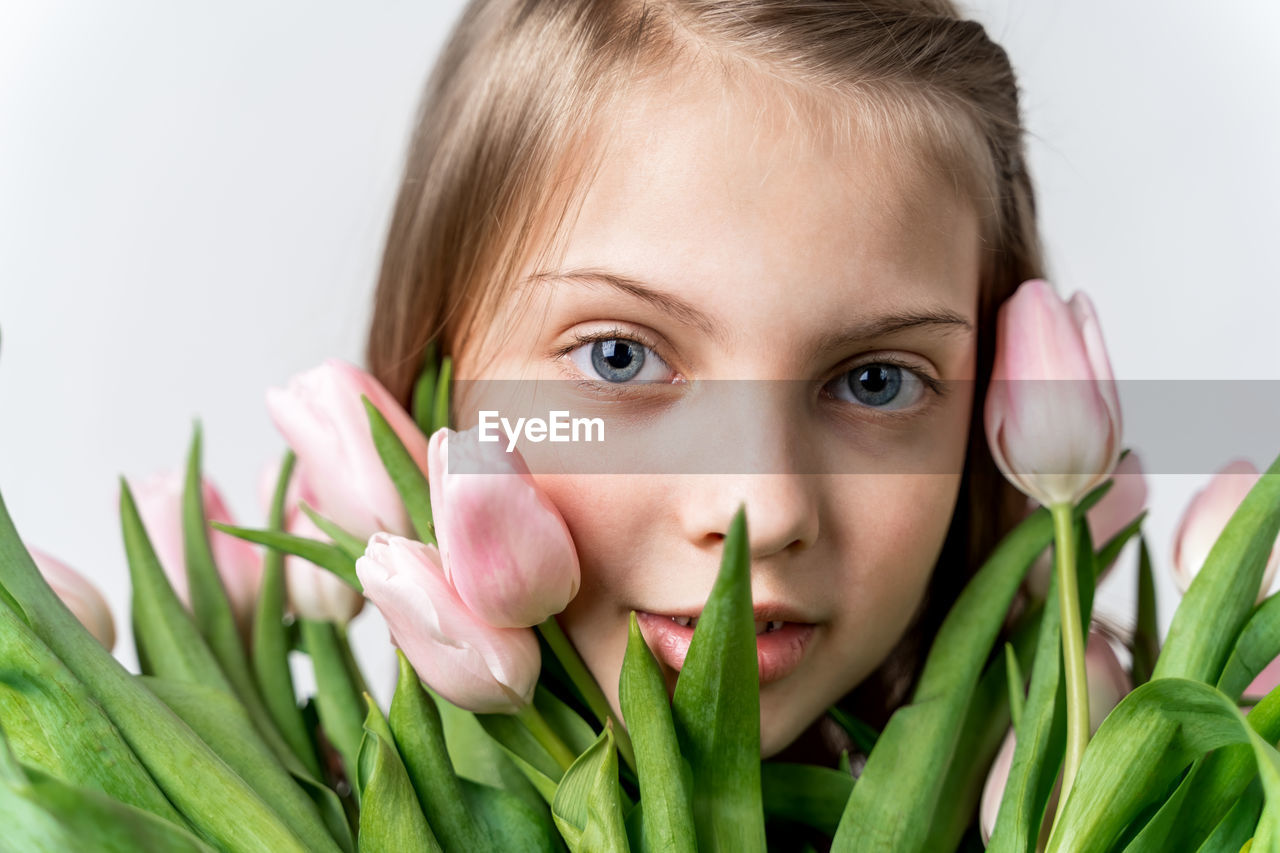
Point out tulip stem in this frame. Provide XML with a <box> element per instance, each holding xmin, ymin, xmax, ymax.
<box><xmin>517</xmin><ymin>703</ymin><xmax>579</xmax><ymax>773</ymax></box>
<box><xmin>537</xmin><ymin>616</ymin><xmax>637</xmax><ymax>774</ymax></box>
<box><xmin>1049</xmin><ymin>501</ymin><xmax>1089</xmax><ymax>837</ymax></box>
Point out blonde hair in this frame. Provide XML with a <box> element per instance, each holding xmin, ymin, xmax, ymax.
<box><xmin>367</xmin><ymin>0</ymin><xmax>1039</xmax><ymax>732</ymax></box>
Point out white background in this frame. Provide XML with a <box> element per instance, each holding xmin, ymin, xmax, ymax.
<box><xmin>2</xmin><ymin>1</ymin><xmax>1277</xmax><ymax>707</ymax></box>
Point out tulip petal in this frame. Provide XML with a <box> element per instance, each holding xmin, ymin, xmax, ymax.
<box><xmin>357</xmin><ymin>533</ymin><xmax>540</xmax><ymax>714</ymax></box>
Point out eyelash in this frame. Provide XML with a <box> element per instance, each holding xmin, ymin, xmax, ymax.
<box><xmin>552</xmin><ymin>327</ymin><xmax>945</xmax><ymax>417</ymax></box>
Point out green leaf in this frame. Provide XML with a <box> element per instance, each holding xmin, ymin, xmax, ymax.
<box><xmin>476</xmin><ymin>705</ymin><xmax>576</xmax><ymax>805</ymax></box>
<box><xmin>551</xmin><ymin>723</ymin><xmax>629</xmax><ymax>853</ymax></box>
<box><xmin>618</xmin><ymin>611</ymin><xmax>696</xmax><ymax>853</ymax></box>
<box><xmin>537</xmin><ymin>616</ymin><xmax>636</xmax><ymax>773</ymax></box>
<box><xmin>298</xmin><ymin>503</ymin><xmax>367</xmax><ymax>560</ymax></box>
<box><xmin>181</xmin><ymin>422</ymin><xmax>255</xmax><ymax>699</ymax></box>
<box><xmin>460</xmin><ymin>777</ymin><xmax>561</xmax><ymax>853</ymax></box>
<box><xmin>1119</xmin><ymin>685</ymin><xmax>1280</xmax><ymax>852</ymax></box>
<box><xmin>142</xmin><ymin>675</ymin><xmax>350</xmax><ymax>853</ymax></box>
<box><xmin>180</xmin><ymin>427</ymin><xmax>311</xmax><ymax>792</ymax></box>
<box><xmin>670</xmin><ymin>505</ymin><xmax>766</xmax><ymax>852</ymax></box>
<box><xmin>988</xmin><ymin>519</ymin><xmax>1096</xmax><ymax>853</ymax></box>
<box><xmin>432</xmin><ymin>688</ymin><xmax>547</xmax><ymax>814</ymax></box>
<box><xmin>1131</xmin><ymin>535</ymin><xmax>1160</xmax><ymax>687</ymax></box>
<box><xmin>1045</xmin><ymin>678</ymin><xmax>1280</xmax><ymax>852</ymax></box>
<box><xmin>412</xmin><ymin>339</ymin><xmax>440</xmax><ymax>434</ymax></box>
<box><xmin>760</xmin><ymin>763</ymin><xmax>853</xmax><ymax>837</ymax></box>
<box><xmin>1094</xmin><ymin>508</ymin><xmax>1146</xmax><ymax>578</ymax></box>
<box><xmin>388</xmin><ymin>650</ymin><xmax>493</xmax><ymax>851</ymax></box>
<box><xmin>0</xmin><ymin>595</ymin><xmax>187</xmax><ymax>827</ymax></box>
<box><xmin>0</xmin><ymin>724</ymin><xmax>218</xmax><ymax>853</ymax></box>
<box><xmin>432</xmin><ymin>355</ymin><xmax>453</xmax><ymax>434</ymax></box>
<box><xmin>355</xmin><ymin>695</ymin><xmax>442</xmax><ymax>853</ymax></box>
<box><xmin>0</xmin><ymin>487</ymin><xmax>317</xmax><ymax>852</ymax></box>
<box><xmin>1218</xmin><ymin>591</ymin><xmax>1280</xmax><ymax>703</ymax></box>
<box><xmin>826</xmin><ymin>707</ymin><xmax>880</xmax><ymax>754</ymax></box>
<box><xmin>301</xmin><ymin>619</ymin><xmax>368</xmax><ymax>796</ymax></box>
<box><xmin>121</xmin><ymin>477</ymin><xmax>238</xmax><ymax>694</ymax></box>
<box><xmin>211</xmin><ymin>521</ymin><xmax>361</xmax><ymax>591</ymax></box>
<box><xmin>831</xmin><ymin>483</ymin><xmax>1108</xmax><ymax>853</ymax></box>
<box><xmin>1005</xmin><ymin>641</ymin><xmax>1025</xmax><ymax>730</ymax></box>
<box><xmin>362</xmin><ymin>395</ymin><xmax>434</xmax><ymax>541</ymax></box>
<box><xmin>534</xmin><ymin>684</ymin><xmax>599</xmax><ymax>759</ymax></box>
<box><xmin>1196</xmin><ymin>775</ymin><xmax>1263</xmax><ymax>853</ymax></box>
<box><xmin>251</xmin><ymin>450</ymin><xmax>325</xmax><ymax>781</ymax></box>
<box><xmin>924</xmin><ymin>595</ymin><xmax>1045</xmax><ymax>851</ymax></box>
<box><xmin>1154</xmin><ymin>451</ymin><xmax>1280</xmax><ymax>684</ymax></box>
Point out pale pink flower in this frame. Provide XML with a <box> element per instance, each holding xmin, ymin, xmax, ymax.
<box><xmin>28</xmin><ymin>547</ymin><xmax>116</xmax><ymax>651</ymax></box>
<box><xmin>266</xmin><ymin>359</ymin><xmax>431</xmax><ymax>540</ymax></box>
<box><xmin>126</xmin><ymin>471</ymin><xmax>262</xmax><ymax>633</ymax></box>
<box><xmin>1171</xmin><ymin>459</ymin><xmax>1280</xmax><ymax>604</ymax></box>
<box><xmin>427</xmin><ymin>426</ymin><xmax>580</xmax><ymax>628</ymax></box>
<box><xmin>985</xmin><ymin>279</ymin><xmax>1123</xmax><ymax>508</ymax></box>
<box><xmin>357</xmin><ymin>532</ymin><xmax>539</xmax><ymax>713</ymax></box>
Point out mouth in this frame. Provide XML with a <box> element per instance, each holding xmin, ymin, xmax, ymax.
<box><xmin>634</xmin><ymin>607</ymin><xmax>817</xmax><ymax>685</ymax></box>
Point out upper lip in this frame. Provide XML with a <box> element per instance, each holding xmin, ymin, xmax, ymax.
<box><xmin>639</xmin><ymin>603</ymin><xmax>815</xmax><ymax>624</ymax></box>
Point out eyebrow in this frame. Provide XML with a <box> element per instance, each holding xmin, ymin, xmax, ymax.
<box><xmin>522</xmin><ymin>267</ymin><xmax>974</xmax><ymax>351</ymax></box>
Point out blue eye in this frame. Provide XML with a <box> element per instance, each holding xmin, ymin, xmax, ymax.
<box><xmin>566</xmin><ymin>336</ymin><xmax>674</xmax><ymax>383</ymax></box>
<box><xmin>828</xmin><ymin>362</ymin><xmax>928</xmax><ymax>411</ymax></box>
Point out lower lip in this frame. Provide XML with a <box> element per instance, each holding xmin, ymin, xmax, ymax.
<box><xmin>634</xmin><ymin>611</ymin><xmax>816</xmax><ymax>685</ymax></box>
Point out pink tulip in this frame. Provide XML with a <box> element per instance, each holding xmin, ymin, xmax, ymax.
<box><xmin>980</xmin><ymin>629</ymin><xmax>1130</xmax><ymax>844</ymax></box>
<box><xmin>1024</xmin><ymin>451</ymin><xmax>1148</xmax><ymax>599</ymax></box>
<box><xmin>985</xmin><ymin>279</ymin><xmax>1123</xmax><ymax>508</ymax></box>
<box><xmin>265</xmin><ymin>359</ymin><xmax>431</xmax><ymax>540</ymax></box>
<box><xmin>126</xmin><ymin>470</ymin><xmax>263</xmax><ymax>633</ymax></box>
<box><xmin>28</xmin><ymin>547</ymin><xmax>116</xmax><ymax>651</ymax></box>
<box><xmin>257</xmin><ymin>459</ymin><xmax>364</xmax><ymax>624</ymax></box>
<box><xmin>427</xmin><ymin>426</ymin><xmax>580</xmax><ymax>628</ymax></box>
<box><xmin>1171</xmin><ymin>459</ymin><xmax>1280</xmax><ymax>604</ymax></box>
<box><xmin>356</xmin><ymin>532</ymin><xmax>540</xmax><ymax>713</ymax></box>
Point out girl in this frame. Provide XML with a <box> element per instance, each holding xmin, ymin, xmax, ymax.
<box><xmin>364</xmin><ymin>0</ymin><xmax>1035</xmax><ymax>762</ymax></box>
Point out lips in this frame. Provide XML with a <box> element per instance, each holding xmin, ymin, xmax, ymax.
<box><xmin>635</xmin><ymin>608</ymin><xmax>816</xmax><ymax>685</ymax></box>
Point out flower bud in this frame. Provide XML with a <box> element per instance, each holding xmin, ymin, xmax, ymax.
<box><xmin>126</xmin><ymin>470</ymin><xmax>262</xmax><ymax>632</ymax></box>
<box><xmin>427</xmin><ymin>426</ymin><xmax>580</xmax><ymax>628</ymax></box>
<box><xmin>257</xmin><ymin>458</ymin><xmax>364</xmax><ymax>624</ymax></box>
<box><xmin>357</xmin><ymin>532</ymin><xmax>539</xmax><ymax>713</ymax></box>
<box><xmin>28</xmin><ymin>547</ymin><xmax>116</xmax><ymax>650</ymax></box>
<box><xmin>1171</xmin><ymin>459</ymin><xmax>1280</xmax><ymax>603</ymax></box>
<box><xmin>985</xmin><ymin>279</ymin><xmax>1123</xmax><ymax>508</ymax></box>
<box><xmin>266</xmin><ymin>359</ymin><xmax>430</xmax><ymax>540</ymax></box>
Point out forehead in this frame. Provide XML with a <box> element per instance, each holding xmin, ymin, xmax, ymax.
<box><xmin>539</xmin><ymin>70</ymin><xmax>982</xmax><ymax>327</ymax></box>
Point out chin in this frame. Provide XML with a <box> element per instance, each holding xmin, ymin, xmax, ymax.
<box><xmin>759</xmin><ymin>686</ymin><xmax>821</xmax><ymax>759</ymax></box>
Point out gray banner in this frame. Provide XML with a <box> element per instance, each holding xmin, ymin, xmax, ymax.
<box><xmin>441</xmin><ymin>379</ymin><xmax>1280</xmax><ymax>475</ymax></box>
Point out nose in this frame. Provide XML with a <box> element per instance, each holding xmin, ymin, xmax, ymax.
<box><xmin>679</xmin><ymin>471</ymin><xmax>821</xmax><ymax>560</ymax></box>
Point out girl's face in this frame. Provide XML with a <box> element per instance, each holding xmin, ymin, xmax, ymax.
<box><xmin>454</xmin><ymin>76</ymin><xmax>982</xmax><ymax>756</ymax></box>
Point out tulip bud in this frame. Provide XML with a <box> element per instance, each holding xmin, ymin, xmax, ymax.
<box><xmin>1024</xmin><ymin>451</ymin><xmax>1148</xmax><ymax>599</ymax></box>
<box><xmin>357</xmin><ymin>532</ymin><xmax>540</xmax><ymax>713</ymax></box>
<box><xmin>284</xmin><ymin>506</ymin><xmax>364</xmax><ymax>624</ymax></box>
<box><xmin>985</xmin><ymin>279</ymin><xmax>1123</xmax><ymax>509</ymax></box>
<box><xmin>427</xmin><ymin>426</ymin><xmax>580</xmax><ymax>628</ymax></box>
<box><xmin>265</xmin><ymin>359</ymin><xmax>431</xmax><ymax>540</ymax></box>
<box><xmin>27</xmin><ymin>547</ymin><xmax>116</xmax><ymax>650</ymax></box>
<box><xmin>980</xmin><ymin>629</ymin><xmax>1131</xmax><ymax>844</ymax></box>
<box><xmin>126</xmin><ymin>470</ymin><xmax>263</xmax><ymax>633</ymax></box>
<box><xmin>1171</xmin><ymin>459</ymin><xmax>1280</xmax><ymax>603</ymax></box>
<box><xmin>257</xmin><ymin>458</ymin><xmax>364</xmax><ymax>624</ymax></box>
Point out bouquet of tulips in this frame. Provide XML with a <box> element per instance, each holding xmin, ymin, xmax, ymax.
<box><xmin>4</xmin><ymin>277</ymin><xmax>1280</xmax><ymax>852</ymax></box>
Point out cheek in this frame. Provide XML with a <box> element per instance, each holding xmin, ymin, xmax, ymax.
<box><xmin>831</xmin><ymin>473</ymin><xmax>962</xmax><ymax>644</ymax></box>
